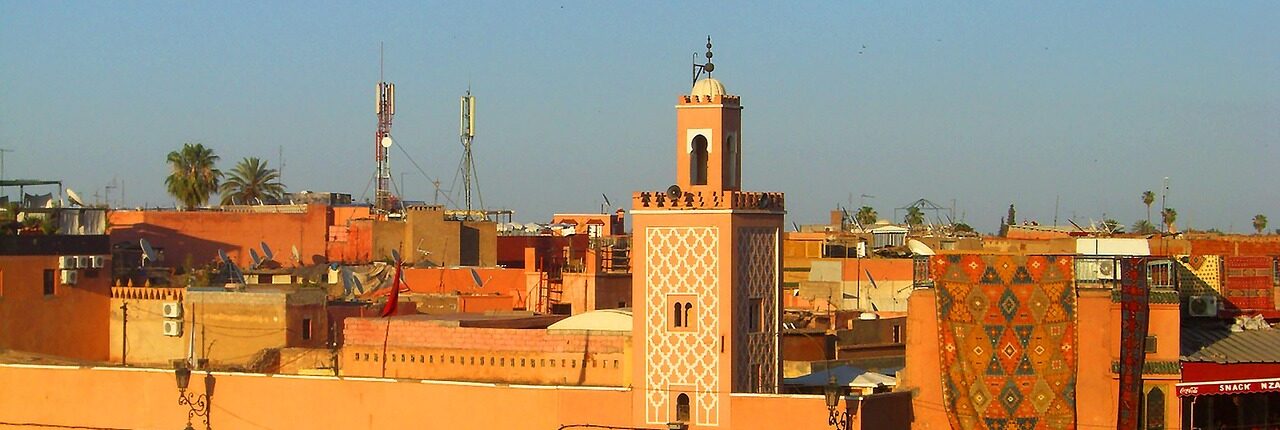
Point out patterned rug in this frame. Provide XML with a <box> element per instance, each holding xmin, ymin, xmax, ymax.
<box><xmin>1116</xmin><ymin>258</ymin><xmax>1149</xmax><ymax>430</ymax></box>
<box><xmin>933</xmin><ymin>255</ymin><xmax>1077</xmax><ymax>430</ymax></box>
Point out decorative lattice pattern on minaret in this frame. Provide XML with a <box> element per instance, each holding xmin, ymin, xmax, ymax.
<box><xmin>643</xmin><ymin>226</ymin><xmax>721</xmax><ymax>425</ymax></box>
<box><xmin>733</xmin><ymin>227</ymin><xmax>779</xmax><ymax>393</ymax></box>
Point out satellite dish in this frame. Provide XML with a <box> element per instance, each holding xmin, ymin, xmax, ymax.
<box><xmin>469</xmin><ymin>268</ymin><xmax>484</xmax><ymax>288</ymax></box>
<box><xmin>219</xmin><ymin>249</ymin><xmax>244</xmax><ymax>284</ymax></box>
<box><xmin>66</xmin><ymin>188</ymin><xmax>84</xmax><ymax>207</ymax></box>
<box><xmin>340</xmin><ymin>267</ymin><xmax>364</xmax><ymax>296</ymax></box>
<box><xmin>907</xmin><ymin>239</ymin><xmax>936</xmax><ymax>256</ymax></box>
<box><xmin>666</xmin><ymin>185</ymin><xmax>682</xmax><ymax>200</ymax></box>
<box><xmin>260</xmin><ymin>242</ymin><xmax>274</xmax><ymax>261</ymax></box>
<box><xmin>291</xmin><ymin>245</ymin><xmax>301</xmax><ymax>264</ymax></box>
<box><xmin>140</xmin><ymin>239</ymin><xmax>158</xmax><ymax>265</ymax></box>
<box><xmin>759</xmin><ymin>194</ymin><xmax>772</xmax><ymax>209</ymax></box>
<box><xmin>391</xmin><ymin>249</ymin><xmax>402</xmax><ymax>265</ymax></box>
<box><xmin>380</xmin><ymin>136</ymin><xmax>394</xmax><ymax>148</ymax></box>
<box><xmin>249</xmin><ymin>248</ymin><xmax>263</xmax><ymax>269</ymax></box>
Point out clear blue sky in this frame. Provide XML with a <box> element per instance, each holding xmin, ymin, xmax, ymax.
<box><xmin>2</xmin><ymin>2</ymin><xmax>1276</xmax><ymax>233</ymax></box>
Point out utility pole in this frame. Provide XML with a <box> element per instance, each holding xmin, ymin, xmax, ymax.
<box><xmin>120</xmin><ymin>302</ymin><xmax>128</xmax><ymax>366</ymax></box>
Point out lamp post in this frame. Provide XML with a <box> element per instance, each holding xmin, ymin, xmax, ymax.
<box><xmin>824</xmin><ymin>375</ymin><xmax>852</xmax><ymax>430</ymax></box>
<box><xmin>174</xmin><ymin>365</ymin><xmax>215</xmax><ymax>430</ymax></box>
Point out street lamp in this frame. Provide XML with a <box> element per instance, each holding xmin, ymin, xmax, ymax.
<box><xmin>174</xmin><ymin>364</ymin><xmax>215</xmax><ymax>430</ymax></box>
<box><xmin>824</xmin><ymin>375</ymin><xmax>851</xmax><ymax>430</ymax></box>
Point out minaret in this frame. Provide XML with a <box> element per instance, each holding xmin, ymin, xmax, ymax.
<box><xmin>631</xmin><ymin>38</ymin><xmax>784</xmax><ymax>428</ymax></box>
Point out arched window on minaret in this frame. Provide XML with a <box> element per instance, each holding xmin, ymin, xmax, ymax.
<box><xmin>673</xmin><ymin>302</ymin><xmax>683</xmax><ymax>328</ymax></box>
<box><xmin>691</xmin><ymin>135</ymin><xmax>709</xmax><ymax>185</ymax></box>
<box><xmin>683</xmin><ymin>302</ymin><xmax>694</xmax><ymax>328</ymax></box>
<box><xmin>725</xmin><ymin>134</ymin><xmax>738</xmax><ymax>187</ymax></box>
<box><xmin>676</xmin><ymin>393</ymin><xmax>691</xmax><ymax>422</ymax></box>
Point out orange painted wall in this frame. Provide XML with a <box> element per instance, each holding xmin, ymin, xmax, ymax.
<box><xmin>0</xmin><ymin>364</ymin><xmax>874</xmax><ymax>430</ymax></box>
<box><xmin>109</xmin><ymin>206</ymin><xmax>330</xmax><ymax>268</ymax></box>
<box><xmin>401</xmin><ymin>266</ymin><xmax>524</xmax><ymax>296</ymax></box>
<box><xmin>0</xmin><ymin>256</ymin><xmax>112</xmax><ymax>361</ymax></box>
<box><xmin>901</xmin><ymin>289</ymin><xmax>947</xmax><ymax>429</ymax></box>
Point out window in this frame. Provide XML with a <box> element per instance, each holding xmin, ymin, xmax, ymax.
<box><xmin>301</xmin><ymin>318</ymin><xmax>313</xmax><ymax>340</ymax></box>
<box><xmin>724</xmin><ymin>135</ymin><xmax>738</xmax><ymax>187</ymax></box>
<box><xmin>691</xmin><ymin>135</ymin><xmax>709</xmax><ymax>185</ymax></box>
<box><xmin>43</xmin><ymin>269</ymin><xmax>55</xmax><ymax>296</ymax></box>
<box><xmin>1144</xmin><ymin>335</ymin><xmax>1157</xmax><ymax>354</ymax></box>
<box><xmin>748</xmin><ymin>298</ymin><xmax>763</xmax><ymax>332</ymax></box>
<box><xmin>675</xmin><ymin>393</ymin><xmax>691</xmax><ymax>422</ymax></box>
<box><xmin>669</xmin><ymin>295</ymin><xmax>696</xmax><ymax>331</ymax></box>
<box><xmin>892</xmin><ymin>325</ymin><xmax>903</xmax><ymax>344</ymax></box>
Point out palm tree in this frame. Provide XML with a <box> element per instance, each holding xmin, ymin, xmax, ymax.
<box><xmin>1161</xmin><ymin>208</ymin><xmax>1178</xmax><ymax>233</ymax></box>
<box><xmin>220</xmin><ymin>157</ymin><xmax>286</xmax><ymax>205</ymax></box>
<box><xmin>1254</xmin><ymin>214</ymin><xmax>1268</xmax><ymax>235</ymax></box>
<box><xmin>855</xmin><ymin>206</ymin><xmax>878</xmax><ymax>226</ymax></box>
<box><xmin>1141</xmin><ymin>191</ymin><xmax>1155</xmax><ymax>225</ymax></box>
<box><xmin>904</xmin><ymin>207</ymin><xmax>925</xmax><ymax>228</ymax></box>
<box><xmin>165</xmin><ymin>143</ymin><xmax>222</xmax><ymax>210</ymax></box>
<box><xmin>1132</xmin><ymin>219</ymin><xmax>1156</xmax><ymax>235</ymax></box>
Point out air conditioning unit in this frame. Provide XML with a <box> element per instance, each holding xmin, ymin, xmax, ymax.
<box><xmin>60</xmin><ymin>269</ymin><xmax>79</xmax><ymax>285</ymax></box>
<box><xmin>76</xmin><ymin>256</ymin><xmax>91</xmax><ymax>269</ymax></box>
<box><xmin>1188</xmin><ymin>295</ymin><xmax>1219</xmax><ymax>317</ymax></box>
<box><xmin>1098</xmin><ymin>260</ymin><xmax>1117</xmax><ymax>280</ymax></box>
<box><xmin>162</xmin><ymin>320</ymin><xmax>183</xmax><ymax>337</ymax></box>
<box><xmin>89</xmin><ymin>255</ymin><xmax>105</xmax><ymax>269</ymax></box>
<box><xmin>161</xmin><ymin>302</ymin><xmax>183</xmax><ymax>319</ymax></box>
<box><xmin>59</xmin><ymin>256</ymin><xmax>78</xmax><ymax>269</ymax></box>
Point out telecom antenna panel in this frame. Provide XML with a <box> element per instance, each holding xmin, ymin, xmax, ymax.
<box><xmin>457</xmin><ymin>90</ymin><xmax>484</xmax><ymax>218</ymax></box>
<box><xmin>374</xmin><ymin>45</ymin><xmax>397</xmax><ymax>213</ymax></box>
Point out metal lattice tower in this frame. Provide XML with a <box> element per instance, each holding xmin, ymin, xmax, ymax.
<box><xmin>374</xmin><ymin>46</ymin><xmax>396</xmax><ymax>212</ymax></box>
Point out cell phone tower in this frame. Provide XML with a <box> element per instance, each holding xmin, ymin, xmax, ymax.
<box><xmin>458</xmin><ymin>89</ymin><xmax>483</xmax><ymax>218</ymax></box>
<box><xmin>374</xmin><ymin>45</ymin><xmax>396</xmax><ymax>213</ymax></box>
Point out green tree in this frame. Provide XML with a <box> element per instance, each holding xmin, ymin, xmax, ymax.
<box><xmin>855</xmin><ymin>206</ymin><xmax>878</xmax><ymax>226</ymax></box>
<box><xmin>1253</xmin><ymin>214</ymin><xmax>1268</xmax><ymax>235</ymax></box>
<box><xmin>1102</xmin><ymin>219</ymin><xmax>1124</xmax><ymax>234</ymax></box>
<box><xmin>165</xmin><ymin>143</ymin><xmax>222</xmax><ymax>210</ymax></box>
<box><xmin>1161</xmin><ymin>208</ymin><xmax>1178</xmax><ymax>233</ymax></box>
<box><xmin>219</xmin><ymin>157</ymin><xmax>286</xmax><ymax>205</ymax></box>
<box><xmin>953</xmin><ymin>222</ymin><xmax>975</xmax><ymax>234</ymax></box>
<box><xmin>1141</xmin><ymin>190</ymin><xmax>1155</xmax><ymax>226</ymax></box>
<box><xmin>1132</xmin><ymin>219</ymin><xmax>1157</xmax><ymax>235</ymax></box>
<box><xmin>904</xmin><ymin>207</ymin><xmax>925</xmax><ymax>228</ymax></box>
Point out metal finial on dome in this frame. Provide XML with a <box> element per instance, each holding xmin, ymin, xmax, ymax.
<box><xmin>691</xmin><ymin>36</ymin><xmax>716</xmax><ymax>88</ymax></box>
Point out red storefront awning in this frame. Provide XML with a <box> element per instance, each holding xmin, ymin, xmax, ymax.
<box><xmin>1177</xmin><ymin>377</ymin><xmax>1280</xmax><ymax>397</ymax></box>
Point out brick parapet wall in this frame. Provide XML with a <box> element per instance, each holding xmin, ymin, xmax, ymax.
<box><xmin>343</xmin><ymin>317</ymin><xmax>629</xmax><ymax>354</ymax></box>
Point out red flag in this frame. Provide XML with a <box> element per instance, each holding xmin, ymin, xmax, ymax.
<box><xmin>380</xmin><ymin>262</ymin><xmax>404</xmax><ymax>317</ymax></box>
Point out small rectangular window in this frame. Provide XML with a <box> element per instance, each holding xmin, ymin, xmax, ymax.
<box><xmin>43</xmin><ymin>269</ymin><xmax>55</xmax><ymax>296</ymax></box>
<box><xmin>1144</xmin><ymin>335</ymin><xmax>1157</xmax><ymax>354</ymax></box>
<box><xmin>748</xmin><ymin>298</ymin><xmax>763</xmax><ymax>332</ymax></box>
<box><xmin>892</xmin><ymin>325</ymin><xmax>903</xmax><ymax>344</ymax></box>
<box><xmin>301</xmin><ymin>318</ymin><xmax>313</xmax><ymax>340</ymax></box>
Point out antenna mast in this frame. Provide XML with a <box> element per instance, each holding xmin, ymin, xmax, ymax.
<box><xmin>458</xmin><ymin>89</ymin><xmax>483</xmax><ymax>219</ymax></box>
<box><xmin>374</xmin><ymin>43</ymin><xmax>397</xmax><ymax>213</ymax></box>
